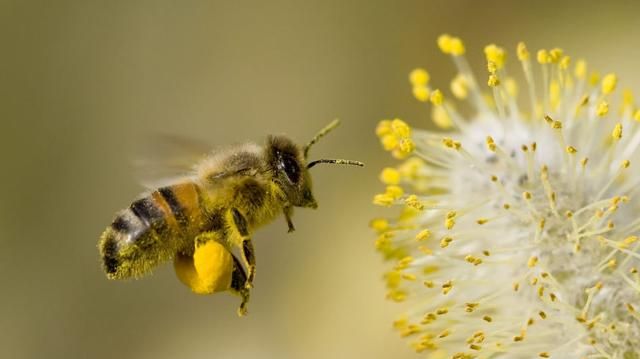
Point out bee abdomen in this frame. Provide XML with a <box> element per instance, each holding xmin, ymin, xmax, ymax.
<box><xmin>100</xmin><ymin>183</ymin><xmax>204</xmax><ymax>279</ymax></box>
<box><xmin>100</xmin><ymin>197</ymin><xmax>172</xmax><ymax>279</ymax></box>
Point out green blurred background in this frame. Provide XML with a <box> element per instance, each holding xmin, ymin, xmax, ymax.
<box><xmin>1</xmin><ymin>1</ymin><xmax>639</xmax><ymax>358</ymax></box>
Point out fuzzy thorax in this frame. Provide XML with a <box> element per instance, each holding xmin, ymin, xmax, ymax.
<box><xmin>373</xmin><ymin>35</ymin><xmax>640</xmax><ymax>358</ymax></box>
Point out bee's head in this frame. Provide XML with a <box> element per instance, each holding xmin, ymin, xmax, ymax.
<box><xmin>266</xmin><ymin>135</ymin><xmax>317</xmax><ymax>208</ymax></box>
<box><xmin>266</xmin><ymin>120</ymin><xmax>363</xmax><ymax>209</ymax></box>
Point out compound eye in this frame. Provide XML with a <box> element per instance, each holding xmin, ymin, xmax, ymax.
<box><xmin>281</xmin><ymin>155</ymin><xmax>300</xmax><ymax>184</ymax></box>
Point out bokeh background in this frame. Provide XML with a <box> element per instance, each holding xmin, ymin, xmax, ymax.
<box><xmin>2</xmin><ymin>1</ymin><xmax>640</xmax><ymax>358</ymax></box>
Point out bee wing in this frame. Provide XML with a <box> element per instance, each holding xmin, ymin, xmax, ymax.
<box><xmin>133</xmin><ymin>133</ymin><xmax>214</xmax><ymax>189</ymax></box>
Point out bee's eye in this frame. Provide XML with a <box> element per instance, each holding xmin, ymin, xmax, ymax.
<box><xmin>281</xmin><ymin>155</ymin><xmax>300</xmax><ymax>184</ymax></box>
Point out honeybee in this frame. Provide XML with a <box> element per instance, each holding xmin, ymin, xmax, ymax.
<box><xmin>99</xmin><ymin>120</ymin><xmax>363</xmax><ymax>315</ymax></box>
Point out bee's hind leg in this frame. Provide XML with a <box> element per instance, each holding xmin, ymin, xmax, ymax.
<box><xmin>230</xmin><ymin>255</ymin><xmax>251</xmax><ymax>316</ymax></box>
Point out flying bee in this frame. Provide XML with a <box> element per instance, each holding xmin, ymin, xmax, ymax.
<box><xmin>98</xmin><ymin>119</ymin><xmax>363</xmax><ymax>315</ymax></box>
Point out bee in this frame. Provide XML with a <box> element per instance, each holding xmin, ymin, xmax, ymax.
<box><xmin>98</xmin><ymin>120</ymin><xmax>363</xmax><ymax>315</ymax></box>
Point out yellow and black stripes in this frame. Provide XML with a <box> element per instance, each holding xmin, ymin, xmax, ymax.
<box><xmin>100</xmin><ymin>182</ymin><xmax>205</xmax><ymax>279</ymax></box>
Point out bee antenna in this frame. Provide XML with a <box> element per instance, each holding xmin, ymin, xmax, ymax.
<box><xmin>303</xmin><ymin>119</ymin><xmax>341</xmax><ymax>159</ymax></box>
<box><xmin>307</xmin><ymin>159</ymin><xmax>365</xmax><ymax>169</ymax></box>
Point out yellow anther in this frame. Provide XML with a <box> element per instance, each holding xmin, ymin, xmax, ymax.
<box><xmin>528</xmin><ymin>256</ymin><xmax>539</xmax><ymax>268</ymax></box>
<box><xmin>441</xmin><ymin>280</ymin><xmax>453</xmax><ymax>295</ymax></box>
<box><xmin>369</xmin><ymin>218</ymin><xmax>389</xmax><ymax>233</ymax></box>
<box><xmin>513</xmin><ymin>282</ymin><xmax>520</xmax><ymax>291</ymax></box>
<box><xmin>549</xmin><ymin>48</ymin><xmax>564</xmax><ymax>63</ymax></box>
<box><xmin>405</xmin><ymin>194</ymin><xmax>424</xmax><ymax>211</ymax></box>
<box><xmin>539</xmin><ymin>352</ymin><xmax>550</xmax><ymax>358</ymax></box>
<box><xmin>486</xmin><ymin>136</ymin><xmax>496</xmax><ymax>152</ymax></box>
<box><xmin>442</xmin><ymin>137</ymin><xmax>461</xmax><ymax>150</ymax></box>
<box><xmin>432</xmin><ymin>105</ymin><xmax>453</xmax><ymax>129</ymax></box>
<box><xmin>612</xmin><ymin>123</ymin><xmax>623</xmax><ymax>140</ymax></box>
<box><xmin>559</xmin><ymin>55</ymin><xmax>571</xmax><ymax>70</ymax></box>
<box><xmin>438</xmin><ymin>329</ymin><xmax>451</xmax><ymax>338</ymax></box>
<box><xmin>373</xmin><ymin>193</ymin><xmax>394</xmax><ymax>207</ymax></box>
<box><xmin>412</xmin><ymin>85</ymin><xmax>430</xmax><ymax>102</ymax></box>
<box><xmin>391</xmin><ymin>118</ymin><xmax>411</xmax><ymax>137</ymax></box>
<box><xmin>477</xmin><ymin>218</ymin><xmax>489</xmax><ymax>225</ymax></box>
<box><xmin>415</xmin><ymin>229</ymin><xmax>431</xmax><ymax>242</ymax></box>
<box><xmin>380</xmin><ymin>167</ymin><xmax>401</xmax><ymax>185</ymax></box>
<box><xmin>484</xmin><ymin>44</ymin><xmax>506</xmax><ymax>69</ymax></box>
<box><xmin>622</xmin><ymin>159</ymin><xmax>631</xmax><ymax>169</ymax></box>
<box><xmin>436</xmin><ymin>307</ymin><xmax>449</xmax><ymax>315</ymax></box>
<box><xmin>423</xmin><ymin>280</ymin><xmax>434</xmax><ymax>288</ymax></box>
<box><xmin>523</xmin><ymin>191</ymin><xmax>532</xmax><ymax>200</ymax></box>
<box><xmin>488</xmin><ymin>74</ymin><xmax>500</xmax><ymax>87</ymax></box>
<box><xmin>402</xmin><ymin>273</ymin><xmax>416</xmax><ymax>281</ymax></box>
<box><xmin>385</xmin><ymin>185</ymin><xmax>404</xmax><ymax>199</ymax></box>
<box><xmin>517</xmin><ymin>42</ymin><xmax>529</xmax><ymax>61</ymax></box>
<box><xmin>549</xmin><ymin>293</ymin><xmax>557</xmax><ymax>301</ymax></box>
<box><xmin>575</xmin><ymin>59</ymin><xmax>587</xmax><ymax>79</ymax></box>
<box><xmin>623</xmin><ymin>89</ymin><xmax>634</xmax><ymax>107</ymax></box>
<box><xmin>628</xmin><ymin>303</ymin><xmax>636</xmax><ymax>313</ymax></box>
<box><xmin>634</xmin><ymin>110</ymin><xmax>640</xmax><ymax>122</ymax></box>
<box><xmin>449</xmin><ymin>37</ymin><xmax>465</xmax><ymax>56</ymax></box>
<box><xmin>430</xmin><ymin>89</ymin><xmax>444</xmax><ymax>105</ymax></box>
<box><xmin>566</xmin><ymin>146</ymin><xmax>577</xmax><ymax>154</ymax></box>
<box><xmin>437</xmin><ymin>34</ymin><xmax>465</xmax><ymax>56</ymax></box>
<box><xmin>376</xmin><ymin>120</ymin><xmax>392</xmax><ymax>137</ymax></box>
<box><xmin>482</xmin><ymin>250</ymin><xmax>490</xmax><ymax>256</ymax></box>
<box><xmin>601</xmin><ymin>73</ymin><xmax>617</xmax><ymax>95</ymax></box>
<box><xmin>539</xmin><ymin>311</ymin><xmax>547</xmax><ymax>319</ymax></box>
<box><xmin>483</xmin><ymin>315</ymin><xmax>493</xmax><ymax>322</ymax></box>
<box><xmin>440</xmin><ymin>236</ymin><xmax>453</xmax><ymax>248</ymax></box>
<box><xmin>596</xmin><ymin>100</ymin><xmax>609</xmax><ymax>117</ymax></box>
<box><xmin>450</xmin><ymin>73</ymin><xmax>469</xmax><ymax>99</ymax></box>
<box><xmin>537</xmin><ymin>49</ymin><xmax>550</xmax><ymax>64</ymax></box>
<box><xmin>409</xmin><ymin>68</ymin><xmax>430</xmax><ymax>86</ymax></box>
<box><xmin>581</xmin><ymin>157</ymin><xmax>589</xmax><ymax>168</ymax></box>
<box><xmin>487</xmin><ymin>61</ymin><xmax>498</xmax><ymax>74</ymax></box>
<box><xmin>399</xmin><ymin>138</ymin><xmax>415</xmax><ymax>154</ymax></box>
<box><xmin>551</xmin><ymin>120</ymin><xmax>562</xmax><ymax>129</ymax></box>
<box><xmin>469</xmin><ymin>344</ymin><xmax>482</xmax><ymax>351</ymax></box>
<box><xmin>381</xmin><ymin>134</ymin><xmax>398</xmax><ymax>151</ymax></box>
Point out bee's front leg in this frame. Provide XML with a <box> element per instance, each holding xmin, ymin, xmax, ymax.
<box><xmin>284</xmin><ymin>206</ymin><xmax>295</xmax><ymax>233</ymax></box>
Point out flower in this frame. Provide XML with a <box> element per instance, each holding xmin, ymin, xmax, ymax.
<box><xmin>372</xmin><ymin>34</ymin><xmax>640</xmax><ymax>358</ymax></box>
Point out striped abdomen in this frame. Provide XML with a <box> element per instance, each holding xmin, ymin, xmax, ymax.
<box><xmin>99</xmin><ymin>182</ymin><xmax>205</xmax><ymax>279</ymax></box>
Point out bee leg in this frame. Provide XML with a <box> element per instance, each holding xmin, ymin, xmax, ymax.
<box><xmin>230</xmin><ymin>208</ymin><xmax>257</xmax><ymax>289</ymax></box>
<box><xmin>230</xmin><ymin>255</ymin><xmax>251</xmax><ymax>317</ymax></box>
<box><xmin>241</xmin><ymin>239</ymin><xmax>256</xmax><ymax>289</ymax></box>
<box><xmin>284</xmin><ymin>206</ymin><xmax>295</xmax><ymax>233</ymax></box>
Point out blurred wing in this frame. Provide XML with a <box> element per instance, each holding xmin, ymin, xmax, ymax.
<box><xmin>133</xmin><ymin>133</ymin><xmax>213</xmax><ymax>189</ymax></box>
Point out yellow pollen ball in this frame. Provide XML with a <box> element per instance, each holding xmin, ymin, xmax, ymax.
<box><xmin>391</xmin><ymin>119</ymin><xmax>411</xmax><ymax>137</ymax></box>
<box><xmin>601</xmin><ymin>73</ymin><xmax>618</xmax><ymax>95</ymax></box>
<box><xmin>575</xmin><ymin>59</ymin><xmax>587</xmax><ymax>79</ymax></box>
<box><xmin>386</xmin><ymin>185</ymin><xmax>404</xmax><ymax>199</ymax></box>
<box><xmin>380</xmin><ymin>167</ymin><xmax>401</xmax><ymax>185</ymax></box>
<box><xmin>399</xmin><ymin>138</ymin><xmax>415</xmax><ymax>154</ymax></box>
<box><xmin>449</xmin><ymin>37</ymin><xmax>465</xmax><ymax>56</ymax></box>
<box><xmin>381</xmin><ymin>134</ymin><xmax>398</xmax><ymax>151</ymax></box>
<box><xmin>517</xmin><ymin>42</ymin><xmax>529</xmax><ymax>61</ymax></box>
<box><xmin>437</xmin><ymin>34</ymin><xmax>452</xmax><ymax>54</ymax></box>
<box><xmin>430</xmin><ymin>89</ymin><xmax>444</xmax><ymax>105</ymax></box>
<box><xmin>549</xmin><ymin>48</ymin><xmax>564</xmax><ymax>63</ymax></box>
<box><xmin>416</xmin><ymin>229</ymin><xmax>431</xmax><ymax>241</ymax></box>
<box><xmin>376</xmin><ymin>120</ymin><xmax>392</xmax><ymax>137</ymax></box>
<box><xmin>537</xmin><ymin>49</ymin><xmax>550</xmax><ymax>64</ymax></box>
<box><xmin>412</xmin><ymin>85</ymin><xmax>430</xmax><ymax>102</ymax></box>
<box><xmin>484</xmin><ymin>44</ymin><xmax>506</xmax><ymax>69</ymax></box>
<box><xmin>488</xmin><ymin>74</ymin><xmax>500</xmax><ymax>87</ymax></box>
<box><xmin>612</xmin><ymin>123</ymin><xmax>623</xmax><ymax>140</ymax></box>
<box><xmin>450</xmin><ymin>74</ymin><xmax>468</xmax><ymax>99</ymax></box>
<box><xmin>409</xmin><ymin>68</ymin><xmax>430</xmax><ymax>86</ymax></box>
<box><xmin>597</xmin><ymin>101</ymin><xmax>609</xmax><ymax>117</ymax></box>
<box><xmin>369</xmin><ymin>218</ymin><xmax>390</xmax><ymax>233</ymax></box>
